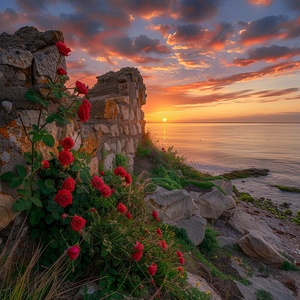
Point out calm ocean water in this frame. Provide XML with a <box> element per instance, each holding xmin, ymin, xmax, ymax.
<box><xmin>146</xmin><ymin>122</ymin><xmax>300</xmax><ymax>211</ymax></box>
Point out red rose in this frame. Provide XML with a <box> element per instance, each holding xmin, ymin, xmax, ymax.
<box><xmin>152</xmin><ymin>210</ymin><xmax>159</xmax><ymax>220</ymax></box>
<box><xmin>75</xmin><ymin>81</ymin><xmax>88</xmax><ymax>95</ymax></box>
<box><xmin>114</xmin><ymin>166</ymin><xmax>127</xmax><ymax>177</ymax></box>
<box><xmin>91</xmin><ymin>175</ymin><xmax>104</xmax><ymax>190</ymax></box>
<box><xmin>177</xmin><ymin>266</ymin><xmax>184</xmax><ymax>273</ymax></box>
<box><xmin>62</xmin><ymin>177</ymin><xmax>76</xmax><ymax>192</ymax></box>
<box><xmin>100</xmin><ymin>171</ymin><xmax>105</xmax><ymax>176</ymax></box>
<box><xmin>117</xmin><ymin>203</ymin><xmax>127</xmax><ymax>214</ymax></box>
<box><xmin>58</xmin><ymin>149</ymin><xmax>74</xmax><ymax>166</ymax></box>
<box><xmin>70</xmin><ymin>215</ymin><xmax>86</xmax><ymax>231</ymax></box>
<box><xmin>125</xmin><ymin>173</ymin><xmax>132</xmax><ymax>184</ymax></box>
<box><xmin>126</xmin><ymin>211</ymin><xmax>132</xmax><ymax>220</ymax></box>
<box><xmin>179</xmin><ymin>257</ymin><xmax>185</xmax><ymax>264</ymax></box>
<box><xmin>54</xmin><ymin>189</ymin><xmax>72</xmax><ymax>207</ymax></box>
<box><xmin>57</xmin><ymin>67</ymin><xmax>67</xmax><ymax>75</ymax></box>
<box><xmin>148</xmin><ymin>263</ymin><xmax>158</xmax><ymax>276</ymax></box>
<box><xmin>78</xmin><ymin>100</ymin><xmax>91</xmax><ymax>122</ymax></box>
<box><xmin>41</xmin><ymin>159</ymin><xmax>50</xmax><ymax>169</ymax></box>
<box><xmin>67</xmin><ymin>245</ymin><xmax>80</xmax><ymax>260</ymax></box>
<box><xmin>158</xmin><ymin>240</ymin><xmax>168</xmax><ymax>250</ymax></box>
<box><xmin>156</xmin><ymin>228</ymin><xmax>162</xmax><ymax>238</ymax></box>
<box><xmin>176</xmin><ymin>251</ymin><xmax>183</xmax><ymax>258</ymax></box>
<box><xmin>100</xmin><ymin>184</ymin><xmax>111</xmax><ymax>198</ymax></box>
<box><xmin>132</xmin><ymin>251</ymin><xmax>143</xmax><ymax>262</ymax></box>
<box><xmin>56</xmin><ymin>41</ymin><xmax>71</xmax><ymax>56</ymax></box>
<box><xmin>134</xmin><ymin>241</ymin><xmax>144</xmax><ymax>252</ymax></box>
<box><xmin>91</xmin><ymin>207</ymin><xmax>96</xmax><ymax>213</ymax></box>
<box><xmin>61</xmin><ymin>137</ymin><xmax>74</xmax><ymax>150</ymax></box>
<box><xmin>61</xmin><ymin>213</ymin><xmax>68</xmax><ymax>219</ymax></box>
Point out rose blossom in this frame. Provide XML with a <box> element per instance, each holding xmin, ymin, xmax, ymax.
<box><xmin>176</xmin><ymin>251</ymin><xmax>183</xmax><ymax>258</ymax></box>
<box><xmin>67</xmin><ymin>245</ymin><xmax>80</xmax><ymax>260</ymax></box>
<box><xmin>134</xmin><ymin>241</ymin><xmax>144</xmax><ymax>252</ymax></box>
<box><xmin>126</xmin><ymin>211</ymin><xmax>132</xmax><ymax>220</ymax></box>
<box><xmin>41</xmin><ymin>159</ymin><xmax>50</xmax><ymax>169</ymax></box>
<box><xmin>100</xmin><ymin>184</ymin><xmax>111</xmax><ymax>198</ymax></box>
<box><xmin>177</xmin><ymin>266</ymin><xmax>184</xmax><ymax>273</ymax></box>
<box><xmin>152</xmin><ymin>210</ymin><xmax>159</xmax><ymax>220</ymax></box>
<box><xmin>56</xmin><ymin>41</ymin><xmax>71</xmax><ymax>56</ymax></box>
<box><xmin>62</xmin><ymin>177</ymin><xmax>76</xmax><ymax>192</ymax></box>
<box><xmin>58</xmin><ymin>149</ymin><xmax>74</xmax><ymax>166</ymax></box>
<box><xmin>179</xmin><ymin>257</ymin><xmax>185</xmax><ymax>264</ymax></box>
<box><xmin>132</xmin><ymin>251</ymin><xmax>143</xmax><ymax>262</ymax></box>
<box><xmin>91</xmin><ymin>207</ymin><xmax>96</xmax><ymax>213</ymax></box>
<box><xmin>100</xmin><ymin>171</ymin><xmax>105</xmax><ymax>176</ymax></box>
<box><xmin>61</xmin><ymin>137</ymin><xmax>74</xmax><ymax>150</ymax></box>
<box><xmin>125</xmin><ymin>173</ymin><xmax>132</xmax><ymax>184</ymax></box>
<box><xmin>117</xmin><ymin>203</ymin><xmax>127</xmax><ymax>214</ymax></box>
<box><xmin>54</xmin><ymin>189</ymin><xmax>72</xmax><ymax>207</ymax></box>
<box><xmin>61</xmin><ymin>213</ymin><xmax>68</xmax><ymax>219</ymax></box>
<box><xmin>148</xmin><ymin>263</ymin><xmax>158</xmax><ymax>276</ymax></box>
<box><xmin>70</xmin><ymin>215</ymin><xmax>86</xmax><ymax>231</ymax></box>
<box><xmin>158</xmin><ymin>240</ymin><xmax>168</xmax><ymax>250</ymax></box>
<box><xmin>156</xmin><ymin>228</ymin><xmax>162</xmax><ymax>238</ymax></box>
<box><xmin>78</xmin><ymin>100</ymin><xmax>91</xmax><ymax>122</ymax></box>
<box><xmin>75</xmin><ymin>81</ymin><xmax>88</xmax><ymax>95</ymax></box>
<box><xmin>114</xmin><ymin>166</ymin><xmax>127</xmax><ymax>177</ymax></box>
<box><xmin>57</xmin><ymin>67</ymin><xmax>67</xmax><ymax>75</ymax></box>
<box><xmin>91</xmin><ymin>175</ymin><xmax>104</xmax><ymax>190</ymax></box>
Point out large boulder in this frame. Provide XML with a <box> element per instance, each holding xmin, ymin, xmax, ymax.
<box><xmin>146</xmin><ymin>186</ymin><xmax>207</xmax><ymax>245</ymax></box>
<box><xmin>190</xmin><ymin>187</ymin><xmax>236</xmax><ymax>220</ymax></box>
<box><xmin>228</xmin><ymin>209</ymin><xmax>282</xmax><ymax>248</ymax></box>
<box><xmin>238</xmin><ymin>230</ymin><xmax>286</xmax><ymax>265</ymax></box>
<box><xmin>0</xmin><ymin>192</ymin><xmax>18</xmax><ymax>230</ymax></box>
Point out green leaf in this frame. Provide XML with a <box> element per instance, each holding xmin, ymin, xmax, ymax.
<box><xmin>10</xmin><ymin>177</ymin><xmax>23</xmax><ymax>189</ymax></box>
<box><xmin>71</xmin><ymin>164</ymin><xmax>81</xmax><ymax>172</ymax></box>
<box><xmin>45</xmin><ymin>214</ymin><xmax>54</xmax><ymax>224</ymax></box>
<box><xmin>32</xmin><ymin>133</ymin><xmax>43</xmax><ymax>143</ymax></box>
<box><xmin>79</xmin><ymin>169</ymin><xmax>89</xmax><ymax>184</ymax></box>
<box><xmin>30</xmin><ymin>196</ymin><xmax>43</xmax><ymax>207</ymax></box>
<box><xmin>0</xmin><ymin>171</ymin><xmax>15</xmax><ymax>181</ymax></box>
<box><xmin>17</xmin><ymin>189</ymin><xmax>31</xmax><ymax>197</ymax></box>
<box><xmin>101</xmin><ymin>249</ymin><xmax>108</xmax><ymax>258</ymax></box>
<box><xmin>43</xmin><ymin>134</ymin><xmax>55</xmax><ymax>147</ymax></box>
<box><xmin>30</xmin><ymin>210</ymin><xmax>42</xmax><ymax>226</ymax></box>
<box><xmin>46</xmin><ymin>115</ymin><xmax>55</xmax><ymax>124</ymax></box>
<box><xmin>24</xmin><ymin>152</ymin><xmax>32</xmax><ymax>164</ymax></box>
<box><xmin>53</xmin><ymin>211</ymin><xmax>60</xmax><ymax>220</ymax></box>
<box><xmin>45</xmin><ymin>179</ymin><xmax>55</xmax><ymax>188</ymax></box>
<box><xmin>13</xmin><ymin>198</ymin><xmax>32</xmax><ymax>212</ymax></box>
<box><xmin>32</xmin><ymin>124</ymin><xmax>39</xmax><ymax>131</ymax></box>
<box><xmin>24</xmin><ymin>90</ymin><xmax>39</xmax><ymax>103</ymax></box>
<box><xmin>16</xmin><ymin>165</ymin><xmax>27</xmax><ymax>178</ymax></box>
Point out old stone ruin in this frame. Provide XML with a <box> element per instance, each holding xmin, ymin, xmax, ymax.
<box><xmin>0</xmin><ymin>26</ymin><xmax>146</xmax><ymax>230</ymax></box>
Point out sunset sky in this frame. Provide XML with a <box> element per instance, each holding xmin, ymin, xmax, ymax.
<box><xmin>1</xmin><ymin>0</ymin><xmax>300</xmax><ymax>122</ymax></box>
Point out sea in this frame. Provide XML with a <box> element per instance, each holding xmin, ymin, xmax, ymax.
<box><xmin>145</xmin><ymin>122</ymin><xmax>300</xmax><ymax>212</ymax></box>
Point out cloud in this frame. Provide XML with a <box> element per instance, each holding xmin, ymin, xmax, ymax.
<box><xmin>247</xmin><ymin>0</ymin><xmax>272</xmax><ymax>6</ymax></box>
<box><xmin>110</xmin><ymin>0</ymin><xmax>173</xmax><ymax>19</ymax></box>
<box><xmin>233</xmin><ymin>45</ymin><xmax>300</xmax><ymax>65</ymax></box>
<box><xmin>15</xmin><ymin>0</ymin><xmax>57</xmax><ymax>13</ymax></box>
<box><xmin>175</xmin><ymin>51</ymin><xmax>210</xmax><ymax>69</ymax></box>
<box><xmin>131</xmin><ymin>56</ymin><xmax>163</xmax><ymax>64</ymax></box>
<box><xmin>285</xmin><ymin>0</ymin><xmax>300</xmax><ymax>12</ymax></box>
<box><xmin>239</xmin><ymin>15</ymin><xmax>289</xmax><ymax>45</ymax></box>
<box><xmin>0</xmin><ymin>9</ymin><xmax>29</xmax><ymax>32</ymax></box>
<box><xmin>208</xmin><ymin>22</ymin><xmax>234</xmax><ymax>50</ymax></box>
<box><xmin>175</xmin><ymin>0</ymin><xmax>221</xmax><ymax>22</ymax></box>
<box><xmin>104</xmin><ymin>34</ymin><xmax>171</xmax><ymax>56</ymax></box>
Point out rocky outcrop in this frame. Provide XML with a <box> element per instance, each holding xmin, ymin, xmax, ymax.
<box><xmin>146</xmin><ymin>186</ymin><xmax>207</xmax><ymax>245</ymax></box>
<box><xmin>190</xmin><ymin>187</ymin><xmax>236</xmax><ymax>220</ymax></box>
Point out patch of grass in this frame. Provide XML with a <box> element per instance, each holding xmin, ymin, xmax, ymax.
<box><xmin>255</xmin><ymin>289</ymin><xmax>273</xmax><ymax>300</ymax></box>
<box><xmin>239</xmin><ymin>192</ymin><xmax>255</xmax><ymax>202</ymax></box>
<box><xmin>272</xmin><ymin>185</ymin><xmax>300</xmax><ymax>193</ymax></box>
<box><xmin>222</xmin><ymin>168</ymin><xmax>269</xmax><ymax>180</ymax></box>
<box><xmin>281</xmin><ymin>260</ymin><xmax>298</xmax><ymax>271</ymax></box>
<box><xmin>198</xmin><ymin>226</ymin><xmax>220</xmax><ymax>258</ymax></box>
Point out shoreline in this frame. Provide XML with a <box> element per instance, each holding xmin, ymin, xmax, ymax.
<box><xmin>188</xmin><ymin>161</ymin><xmax>300</xmax><ymax>214</ymax></box>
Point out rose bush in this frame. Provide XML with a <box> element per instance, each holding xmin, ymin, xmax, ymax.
<box><xmin>0</xmin><ymin>40</ymin><xmax>199</xmax><ymax>299</ymax></box>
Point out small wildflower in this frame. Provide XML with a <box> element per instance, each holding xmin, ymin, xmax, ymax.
<box><xmin>91</xmin><ymin>207</ymin><xmax>96</xmax><ymax>213</ymax></box>
<box><xmin>148</xmin><ymin>263</ymin><xmax>158</xmax><ymax>276</ymax></box>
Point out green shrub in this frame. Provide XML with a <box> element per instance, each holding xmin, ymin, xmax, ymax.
<box><xmin>198</xmin><ymin>226</ymin><xmax>220</xmax><ymax>258</ymax></box>
<box><xmin>255</xmin><ymin>289</ymin><xmax>273</xmax><ymax>300</ymax></box>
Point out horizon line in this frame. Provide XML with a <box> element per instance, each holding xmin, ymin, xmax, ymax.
<box><xmin>146</xmin><ymin>121</ymin><xmax>300</xmax><ymax>124</ymax></box>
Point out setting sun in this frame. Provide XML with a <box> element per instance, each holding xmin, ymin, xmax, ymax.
<box><xmin>163</xmin><ymin>118</ymin><xmax>167</xmax><ymax>123</ymax></box>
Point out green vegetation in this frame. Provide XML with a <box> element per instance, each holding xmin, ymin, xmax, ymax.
<box><xmin>135</xmin><ymin>133</ymin><xmax>221</xmax><ymax>193</ymax></box>
<box><xmin>198</xmin><ymin>226</ymin><xmax>221</xmax><ymax>258</ymax></box>
<box><xmin>272</xmin><ymin>185</ymin><xmax>300</xmax><ymax>193</ymax></box>
<box><xmin>222</xmin><ymin>168</ymin><xmax>269</xmax><ymax>180</ymax></box>
<box><xmin>281</xmin><ymin>260</ymin><xmax>298</xmax><ymax>271</ymax></box>
<box><xmin>255</xmin><ymin>289</ymin><xmax>273</xmax><ymax>300</ymax></box>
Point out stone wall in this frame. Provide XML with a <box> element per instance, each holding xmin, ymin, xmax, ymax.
<box><xmin>0</xmin><ymin>27</ymin><xmax>147</xmax><ymax>230</ymax></box>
